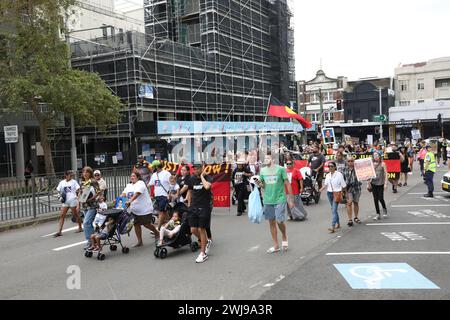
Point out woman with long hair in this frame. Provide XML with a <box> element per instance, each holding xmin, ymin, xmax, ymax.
<box><xmin>79</xmin><ymin>166</ymin><xmax>100</xmax><ymax>249</ymax></box>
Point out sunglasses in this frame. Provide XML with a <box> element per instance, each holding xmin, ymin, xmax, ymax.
<box><xmin>328</xmin><ymin>165</ymin><xmax>336</xmax><ymax>168</ymax></box>
<box><xmin>286</xmin><ymin>163</ymin><xmax>293</xmax><ymax>165</ymax></box>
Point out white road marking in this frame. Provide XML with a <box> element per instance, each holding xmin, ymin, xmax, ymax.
<box><xmin>275</xmin><ymin>275</ymin><xmax>285</xmax><ymax>282</ymax></box>
<box><xmin>326</xmin><ymin>252</ymin><xmax>450</xmax><ymax>256</ymax></box>
<box><xmin>247</xmin><ymin>245</ymin><xmax>260</xmax><ymax>252</ymax></box>
<box><xmin>367</xmin><ymin>222</ymin><xmax>450</xmax><ymax>226</ymax></box>
<box><xmin>391</xmin><ymin>204</ymin><xmax>450</xmax><ymax>208</ymax></box>
<box><xmin>52</xmin><ymin>241</ymin><xmax>87</xmax><ymax>251</ymax></box>
<box><xmin>263</xmin><ymin>283</ymin><xmax>274</xmax><ymax>288</ymax></box>
<box><xmin>249</xmin><ymin>281</ymin><xmax>263</xmax><ymax>289</ymax></box>
<box><xmin>408</xmin><ymin>192</ymin><xmax>447</xmax><ymax>195</ymax></box>
<box><xmin>219</xmin><ymin>295</ymin><xmax>225</xmax><ymax>300</ymax></box>
<box><xmin>42</xmin><ymin>226</ymin><xmax>80</xmax><ymax>238</ymax></box>
<box><xmin>381</xmin><ymin>232</ymin><xmax>426</xmax><ymax>241</ymax></box>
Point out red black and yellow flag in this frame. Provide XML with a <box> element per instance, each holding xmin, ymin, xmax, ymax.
<box><xmin>267</xmin><ymin>96</ymin><xmax>312</xmax><ymax>129</ymax></box>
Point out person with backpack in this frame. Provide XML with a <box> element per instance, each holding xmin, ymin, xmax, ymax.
<box><xmin>285</xmin><ymin>159</ymin><xmax>308</xmax><ymax>221</ymax></box>
<box><xmin>149</xmin><ymin>160</ymin><xmax>172</xmax><ymax>230</ymax></box>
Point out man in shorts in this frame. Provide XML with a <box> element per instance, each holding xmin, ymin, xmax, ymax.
<box><xmin>257</xmin><ymin>154</ymin><xmax>294</xmax><ymax>254</ymax></box>
<box><xmin>343</xmin><ymin>156</ymin><xmax>362</xmax><ymax>227</ymax></box>
<box><xmin>149</xmin><ymin>160</ymin><xmax>172</xmax><ymax>230</ymax></box>
<box><xmin>187</xmin><ymin>163</ymin><xmax>213</xmax><ymax>263</ymax></box>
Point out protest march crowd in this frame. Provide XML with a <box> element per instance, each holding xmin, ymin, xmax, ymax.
<box><xmin>52</xmin><ymin>137</ymin><xmax>449</xmax><ymax>263</ymax></box>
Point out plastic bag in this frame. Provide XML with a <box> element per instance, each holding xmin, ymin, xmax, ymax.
<box><xmin>248</xmin><ymin>187</ymin><xmax>263</xmax><ymax>224</ymax></box>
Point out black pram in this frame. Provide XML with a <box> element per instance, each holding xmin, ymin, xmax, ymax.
<box><xmin>84</xmin><ymin>208</ymin><xmax>133</xmax><ymax>260</ymax></box>
<box><xmin>154</xmin><ymin>203</ymin><xmax>200</xmax><ymax>259</ymax></box>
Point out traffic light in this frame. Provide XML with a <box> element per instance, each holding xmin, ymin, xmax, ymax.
<box><xmin>336</xmin><ymin>99</ymin><xmax>342</xmax><ymax>111</ymax></box>
<box><xmin>438</xmin><ymin>113</ymin><xmax>442</xmax><ymax>126</ymax></box>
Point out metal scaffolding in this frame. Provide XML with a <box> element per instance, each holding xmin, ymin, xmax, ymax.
<box><xmin>47</xmin><ymin>0</ymin><xmax>295</xmax><ymax>170</ymax></box>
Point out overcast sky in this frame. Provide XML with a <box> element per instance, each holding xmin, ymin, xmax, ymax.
<box><xmin>293</xmin><ymin>0</ymin><xmax>450</xmax><ymax>81</ymax></box>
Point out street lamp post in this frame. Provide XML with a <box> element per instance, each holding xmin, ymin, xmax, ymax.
<box><xmin>378</xmin><ymin>87</ymin><xmax>383</xmax><ymax>143</ymax></box>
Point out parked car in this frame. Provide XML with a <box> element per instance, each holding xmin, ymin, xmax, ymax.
<box><xmin>442</xmin><ymin>171</ymin><xmax>450</xmax><ymax>193</ymax></box>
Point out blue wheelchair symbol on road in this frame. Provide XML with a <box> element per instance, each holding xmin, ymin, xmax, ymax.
<box><xmin>334</xmin><ymin>263</ymin><xmax>439</xmax><ymax>289</ymax></box>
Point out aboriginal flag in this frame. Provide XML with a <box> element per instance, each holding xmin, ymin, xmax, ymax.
<box><xmin>268</xmin><ymin>96</ymin><xmax>312</xmax><ymax>129</ymax></box>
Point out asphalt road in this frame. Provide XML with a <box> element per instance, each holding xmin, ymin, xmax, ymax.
<box><xmin>0</xmin><ymin>166</ymin><xmax>449</xmax><ymax>300</ymax></box>
<box><xmin>262</xmin><ymin>167</ymin><xmax>450</xmax><ymax>300</ymax></box>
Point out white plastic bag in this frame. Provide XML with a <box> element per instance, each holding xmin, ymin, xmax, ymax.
<box><xmin>248</xmin><ymin>187</ymin><xmax>263</xmax><ymax>224</ymax></box>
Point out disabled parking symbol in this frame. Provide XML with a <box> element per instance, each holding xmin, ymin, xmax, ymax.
<box><xmin>334</xmin><ymin>263</ymin><xmax>439</xmax><ymax>289</ymax></box>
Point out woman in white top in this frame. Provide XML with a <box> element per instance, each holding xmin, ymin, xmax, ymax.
<box><xmin>122</xmin><ymin>171</ymin><xmax>159</xmax><ymax>247</ymax></box>
<box><xmin>320</xmin><ymin>162</ymin><xmax>347</xmax><ymax>233</ymax></box>
<box><xmin>54</xmin><ymin>170</ymin><xmax>82</xmax><ymax>237</ymax></box>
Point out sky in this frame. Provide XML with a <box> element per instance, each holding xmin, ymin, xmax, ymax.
<box><xmin>293</xmin><ymin>0</ymin><xmax>450</xmax><ymax>81</ymax></box>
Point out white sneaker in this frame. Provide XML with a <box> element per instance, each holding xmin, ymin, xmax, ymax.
<box><xmin>373</xmin><ymin>215</ymin><xmax>381</xmax><ymax>221</ymax></box>
<box><xmin>195</xmin><ymin>252</ymin><xmax>208</xmax><ymax>263</ymax></box>
<box><xmin>205</xmin><ymin>240</ymin><xmax>212</xmax><ymax>255</ymax></box>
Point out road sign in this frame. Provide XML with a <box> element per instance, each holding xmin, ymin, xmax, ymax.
<box><xmin>4</xmin><ymin>125</ymin><xmax>18</xmax><ymax>143</ymax></box>
<box><xmin>334</xmin><ymin>263</ymin><xmax>439</xmax><ymax>289</ymax></box>
<box><xmin>374</xmin><ymin>115</ymin><xmax>387</xmax><ymax>122</ymax></box>
<box><xmin>82</xmin><ymin>135</ymin><xmax>88</xmax><ymax>144</ymax></box>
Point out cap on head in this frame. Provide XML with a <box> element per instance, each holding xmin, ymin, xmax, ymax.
<box><xmin>151</xmin><ymin>160</ymin><xmax>161</xmax><ymax>168</ymax></box>
<box><xmin>94</xmin><ymin>170</ymin><xmax>101</xmax><ymax>175</ymax></box>
<box><xmin>138</xmin><ymin>155</ymin><xmax>144</xmax><ymax>160</ymax></box>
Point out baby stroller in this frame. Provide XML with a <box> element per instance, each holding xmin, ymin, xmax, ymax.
<box><xmin>153</xmin><ymin>203</ymin><xmax>200</xmax><ymax>259</ymax></box>
<box><xmin>299</xmin><ymin>167</ymin><xmax>321</xmax><ymax>206</ymax></box>
<box><xmin>84</xmin><ymin>208</ymin><xmax>133</xmax><ymax>260</ymax></box>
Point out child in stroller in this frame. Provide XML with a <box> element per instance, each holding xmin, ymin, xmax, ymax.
<box><xmin>157</xmin><ymin>212</ymin><xmax>181</xmax><ymax>246</ymax></box>
<box><xmin>154</xmin><ymin>203</ymin><xmax>199</xmax><ymax>259</ymax></box>
<box><xmin>89</xmin><ymin>216</ymin><xmax>115</xmax><ymax>252</ymax></box>
<box><xmin>85</xmin><ymin>209</ymin><xmax>132</xmax><ymax>260</ymax></box>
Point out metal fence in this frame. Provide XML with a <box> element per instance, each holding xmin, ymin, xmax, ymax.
<box><xmin>0</xmin><ymin>166</ymin><xmax>133</xmax><ymax>222</ymax></box>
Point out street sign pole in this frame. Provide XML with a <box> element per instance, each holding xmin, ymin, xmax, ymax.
<box><xmin>9</xmin><ymin>143</ymin><xmax>13</xmax><ymax>177</ymax></box>
<box><xmin>379</xmin><ymin>88</ymin><xmax>383</xmax><ymax>143</ymax></box>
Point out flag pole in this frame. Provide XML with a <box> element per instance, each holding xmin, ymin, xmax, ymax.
<box><xmin>264</xmin><ymin>92</ymin><xmax>272</xmax><ymax>124</ymax></box>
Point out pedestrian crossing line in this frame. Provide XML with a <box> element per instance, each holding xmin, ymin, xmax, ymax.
<box><xmin>408</xmin><ymin>192</ymin><xmax>448</xmax><ymax>195</ymax></box>
<box><xmin>42</xmin><ymin>226</ymin><xmax>80</xmax><ymax>238</ymax></box>
<box><xmin>367</xmin><ymin>222</ymin><xmax>450</xmax><ymax>226</ymax></box>
<box><xmin>326</xmin><ymin>251</ymin><xmax>450</xmax><ymax>256</ymax></box>
<box><xmin>52</xmin><ymin>241</ymin><xmax>87</xmax><ymax>251</ymax></box>
<box><xmin>391</xmin><ymin>204</ymin><xmax>450</xmax><ymax>208</ymax></box>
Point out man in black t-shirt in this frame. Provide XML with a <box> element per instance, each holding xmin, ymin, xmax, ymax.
<box><xmin>307</xmin><ymin>145</ymin><xmax>326</xmax><ymax>188</ymax></box>
<box><xmin>187</xmin><ymin>163</ymin><xmax>213</xmax><ymax>263</ymax></box>
<box><xmin>232</xmin><ymin>160</ymin><xmax>253</xmax><ymax>216</ymax></box>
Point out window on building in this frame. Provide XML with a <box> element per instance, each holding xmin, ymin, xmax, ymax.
<box><xmin>418</xmin><ymin>100</ymin><xmax>425</xmax><ymax>104</ymax></box>
<box><xmin>399</xmin><ymin>101</ymin><xmax>411</xmax><ymax>106</ymax></box>
<box><xmin>310</xmin><ymin>113</ymin><xmax>319</xmax><ymax>122</ymax></box>
<box><xmin>325</xmin><ymin>112</ymin><xmax>334</xmax><ymax>121</ymax></box>
<box><xmin>436</xmin><ymin>78</ymin><xmax>450</xmax><ymax>88</ymax></box>
<box><xmin>417</xmin><ymin>79</ymin><xmax>424</xmax><ymax>91</ymax></box>
<box><xmin>399</xmin><ymin>80</ymin><xmax>408</xmax><ymax>91</ymax></box>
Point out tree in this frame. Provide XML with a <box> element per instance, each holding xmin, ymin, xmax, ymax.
<box><xmin>0</xmin><ymin>0</ymin><xmax>122</xmax><ymax>175</ymax></box>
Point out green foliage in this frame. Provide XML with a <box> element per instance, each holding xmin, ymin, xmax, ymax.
<box><xmin>0</xmin><ymin>0</ymin><xmax>122</xmax><ymax>126</ymax></box>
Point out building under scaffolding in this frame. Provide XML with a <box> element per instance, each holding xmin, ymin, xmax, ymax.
<box><xmin>54</xmin><ymin>0</ymin><xmax>295</xmax><ymax>169</ymax></box>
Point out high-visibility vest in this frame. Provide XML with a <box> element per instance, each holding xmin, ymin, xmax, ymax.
<box><xmin>425</xmin><ymin>152</ymin><xmax>436</xmax><ymax>173</ymax></box>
